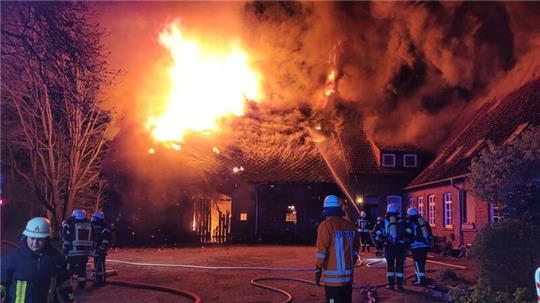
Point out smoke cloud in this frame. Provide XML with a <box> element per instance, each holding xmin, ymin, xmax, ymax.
<box><xmin>240</xmin><ymin>1</ymin><xmax>539</xmax><ymax>150</ymax></box>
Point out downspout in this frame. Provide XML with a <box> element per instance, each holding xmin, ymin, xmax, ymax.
<box><xmin>450</xmin><ymin>178</ymin><xmax>464</xmax><ymax>248</ymax></box>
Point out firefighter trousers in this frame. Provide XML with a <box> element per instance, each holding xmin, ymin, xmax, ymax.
<box><xmin>359</xmin><ymin>232</ymin><xmax>371</xmax><ymax>252</ymax></box>
<box><xmin>385</xmin><ymin>245</ymin><xmax>406</xmax><ymax>287</ymax></box>
<box><xmin>325</xmin><ymin>284</ymin><xmax>352</xmax><ymax>303</ymax></box>
<box><xmin>411</xmin><ymin>247</ymin><xmax>428</xmax><ymax>285</ymax></box>
<box><xmin>93</xmin><ymin>254</ymin><xmax>107</xmax><ymax>285</ymax></box>
<box><xmin>67</xmin><ymin>255</ymin><xmax>89</xmax><ymax>289</ymax></box>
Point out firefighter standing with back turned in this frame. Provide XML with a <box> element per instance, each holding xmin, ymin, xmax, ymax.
<box><xmin>91</xmin><ymin>210</ymin><xmax>111</xmax><ymax>286</ymax></box>
<box><xmin>315</xmin><ymin>195</ymin><xmax>360</xmax><ymax>303</ymax></box>
<box><xmin>62</xmin><ymin>209</ymin><xmax>93</xmax><ymax>290</ymax></box>
<box><xmin>1</xmin><ymin>217</ymin><xmax>74</xmax><ymax>303</ymax></box>
<box><xmin>373</xmin><ymin>216</ymin><xmax>385</xmax><ymax>257</ymax></box>
<box><xmin>405</xmin><ymin>207</ymin><xmax>433</xmax><ymax>286</ymax></box>
<box><xmin>374</xmin><ymin>204</ymin><xmax>409</xmax><ymax>290</ymax></box>
<box><xmin>356</xmin><ymin>211</ymin><xmax>372</xmax><ymax>253</ymax></box>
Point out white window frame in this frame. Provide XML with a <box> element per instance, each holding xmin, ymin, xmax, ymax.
<box><xmin>489</xmin><ymin>202</ymin><xmax>503</xmax><ymax>225</ymax></box>
<box><xmin>443</xmin><ymin>193</ymin><xmax>453</xmax><ymax>228</ymax></box>
<box><xmin>403</xmin><ymin>154</ymin><xmax>418</xmax><ymax>168</ymax></box>
<box><xmin>428</xmin><ymin>195</ymin><xmax>435</xmax><ymax>226</ymax></box>
<box><xmin>382</xmin><ymin>153</ymin><xmax>396</xmax><ymax>168</ymax></box>
<box><xmin>417</xmin><ymin>196</ymin><xmax>425</xmax><ymax>217</ymax></box>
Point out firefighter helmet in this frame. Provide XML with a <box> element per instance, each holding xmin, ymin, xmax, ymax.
<box><xmin>323</xmin><ymin>195</ymin><xmax>340</xmax><ymax>208</ymax></box>
<box><xmin>386</xmin><ymin>203</ymin><xmax>399</xmax><ymax>214</ymax></box>
<box><xmin>72</xmin><ymin>209</ymin><xmax>86</xmax><ymax>220</ymax></box>
<box><xmin>92</xmin><ymin>210</ymin><xmax>105</xmax><ymax>221</ymax></box>
<box><xmin>360</xmin><ymin>210</ymin><xmax>366</xmax><ymax>218</ymax></box>
<box><xmin>407</xmin><ymin>207</ymin><xmax>418</xmax><ymax>216</ymax></box>
<box><xmin>22</xmin><ymin>217</ymin><xmax>51</xmax><ymax>238</ymax></box>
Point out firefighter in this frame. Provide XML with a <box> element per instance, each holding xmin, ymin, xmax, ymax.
<box><xmin>356</xmin><ymin>211</ymin><xmax>372</xmax><ymax>253</ymax></box>
<box><xmin>374</xmin><ymin>204</ymin><xmax>409</xmax><ymax>290</ymax></box>
<box><xmin>1</xmin><ymin>217</ymin><xmax>74</xmax><ymax>303</ymax></box>
<box><xmin>373</xmin><ymin>216</ymin><xmax>385</xmax><ymax>257</ymax></box>
<box><xmin>405</xmin><ymin>207</ymin><xmax>432</xmax><ymax>286</ymax></box>
<box><xmin>315</xmin><ymin>195</ymin><xmax>360</xmax><ymax>303</ymax></box>
<box><xmin>62</xmin><ymin>209</ymin><xmax>93</xmax><ymax>290</ymax></box>
<box><xmin>91</xmin><ymin>210</ymin><xmax>111</xmax><ymax>286</ymax></box>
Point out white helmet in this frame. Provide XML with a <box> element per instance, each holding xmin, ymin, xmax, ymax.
<box><xmin>22</xmin><ymin>217</ymin><xmax>51</xmax><ymax>238</ymax></box>
<box><xmin>360</xmin><ymin>211</ymin><xmax>366</xmax><ymax>218</ymax></box>
<box><xmin>323</xmin><ymin>195</ymin><xmax>340</xmax><ymax>208</ymax></box>
<box><xmin>386</xmin><ymin>203</ymin><xmax>399</xmax><ymax>214</ymax></box>
<box><xmin>407</xmin><ymin>207</ymin><xmax>418</xmax><ymax>216</ymax></box>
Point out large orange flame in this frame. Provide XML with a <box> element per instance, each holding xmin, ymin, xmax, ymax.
<box><xmin>146</xmin><ymin>21</ymin><xmax>261</xmax><ymax>144</ymax></box>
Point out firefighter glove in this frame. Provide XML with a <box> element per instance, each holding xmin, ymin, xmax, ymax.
<box><xmin>315</xmin><ymin>265</ymin><xmax>322</xmax><ymax>286</ymax></box>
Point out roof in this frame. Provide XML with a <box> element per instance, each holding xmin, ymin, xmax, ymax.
<box><xmin>225</xmin><ymin>146</ymin><xmax>335</xmax><ymax>184</ymax></box>
<box><xmin>338</xmin><ymin>125</ymin><xmax>379</xmax><ymax>174</ymax></box>
<box><xmin>408</xmin><ymin>78</ymin><xmax>540</xmax><ymax>188</ymax></box>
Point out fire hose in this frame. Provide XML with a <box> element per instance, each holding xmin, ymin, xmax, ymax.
<box><xmin>107</xmin><ymin>259</ymin><xmax>380</xmax><ymax>303</ymax></box>
<box><xmin>2</xmin><ymin>240</ymin><xmax>202</xmax><ymax>302</ymax></box>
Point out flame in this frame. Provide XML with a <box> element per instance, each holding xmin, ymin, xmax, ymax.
<box><xmin>146</xmin><ymin>21</ymin><xmax>261</xmax><ymax>143</ymax></box>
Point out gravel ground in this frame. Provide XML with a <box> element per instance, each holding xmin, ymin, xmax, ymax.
<box><xmin>69</xmin><ymin>245</ymin><xmax>474</xmax><ymax>303</ymax></box>
<box><xmin>2</xmin><ymin>240</ymin><xmax>474</xmax><ymax>302</ymax></box>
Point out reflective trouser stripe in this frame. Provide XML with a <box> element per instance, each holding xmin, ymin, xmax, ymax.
<box><xmin>15</xmin><ymin>280</ymin><xmax>27</xmax><ymax>303</ymax></box>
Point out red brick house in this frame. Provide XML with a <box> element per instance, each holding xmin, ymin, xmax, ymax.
<box><xmin>405</xmin><ymin>79</ymin><xmax>540</xmax><ymax>249</ymax></box>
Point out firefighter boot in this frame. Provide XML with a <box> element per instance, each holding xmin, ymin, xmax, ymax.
<box><xmin>386</xmin><ymin>275</ymin><xmax>395</xmax><ymax>290</ymax></box>
<box><xmin>397</xmin><ymin>277</ymin><xmax>404</xmax><ymax>291</ymax></box>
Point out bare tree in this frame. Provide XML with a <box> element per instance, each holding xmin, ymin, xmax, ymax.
<box><xmin>1</xmin><ymin>2</ymin><xmax>114</xmax><ymax>229</ymax></box>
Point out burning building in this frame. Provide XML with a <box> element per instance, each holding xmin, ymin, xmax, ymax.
<box><xmin>406</xmin><ymin>78</ymin><xmax>540</xmax><ymax>249</ymax></box>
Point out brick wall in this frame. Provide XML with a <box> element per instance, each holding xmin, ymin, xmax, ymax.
<box><xmin>407</xmin><ymin>180</ymin><xmax>491</xmax><ymax>248</ymax></box>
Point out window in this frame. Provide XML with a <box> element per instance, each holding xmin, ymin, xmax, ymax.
<box><xmin>386</xmin><ymin>195</ymin><xmax>402</xmax><ymax>214</ymax></box>
<box><xmin>240</xmin><ymin>213</ymin><xmax>248</xmax><ymax>221</ymax></box>
<box><xmin>489</xmin><ymin>202</ymin><xmax>503</xmax><ymax>224</ymax></box>
<box><xmin>403</xmin><ymin>154</ymin><xmax>418</xmax><ymax>168</ymax></box>
<box><xmin>504</xmin><ymin>123</ymin><xmax>529</xmax><ymax>145</ymax></box>
<box><xmin>285</xmin><ymin>205</ymin><xmax>297</xmax><ymax>224</ymax></box>
<box><xmin>408</xmin><ymin>197</ymin><xmax>414</xmax><ymax>208</ymax></box>
<box><xmin>382</xmin><ymin>153</ymin><xmax>396</xmax><ymax>167</ymax></box>
<box><xmin>417</xmin><ymin>196</ymin><xmax>425</xmax><ymax>217</ymax></box>
<box><xmin>443</xmin><ymin>193</ymin><xmax>453</xmax><ymax>228</ymax></box>
<box><xmin>428</xmin><ymin>195</ymin><xmax>435</xmax><ymax>226</ymax></box>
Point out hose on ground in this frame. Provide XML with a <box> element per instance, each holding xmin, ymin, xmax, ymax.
<box><xmin>106</xmin><ymin>279</ymin><xmax>201</xmax><ymax>303</ymax></box>
<box><xmin>107</xmin><ymin>259</ymin><xmax>312</xmax><ymax>272</ymax></box>
<box><xmin>4</xmin><ymin>240</ymin><xmax>201</xmax><ymax>302</ymax></box>
<box><xmin>250</xmin><ymin>276</ymin><xmax>383</xmax><ymax>303</ymax></box>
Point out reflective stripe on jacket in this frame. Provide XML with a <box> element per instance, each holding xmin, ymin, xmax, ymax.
<box><xmin>0</xmin><ymin>243</ymin><xmax>73</xmax><ymax>303</ymax></box>
<box><xmin>315</xmin><ymin>216</ymin><xmax>359</xmax><ymax>287</ymax></box>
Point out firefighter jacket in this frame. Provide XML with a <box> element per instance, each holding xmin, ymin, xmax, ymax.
<box><xmin>356</xmin><ymin>217</ymin><xmax>372</xmax><ymax>233</ymax></box>
<box><xmin>61</xmin><ymin>217</ymin><xmax>93</xmax><ymax>257</ymax></box>
<box><xmin>405</xmin><ymin>215</ymin><xmax>432</xmax><ymax>250</ymax></box>
<box><xmin>91</xmin><ymin>219</ymin><xmax>111</xmax><ymax>256</ymax></box>
<box><xmin>1</xmin><ymin>242</ymin><xmax>74</xmax><ymax>303</ymax></box>
<box><xmin>374</xmin><ymin>214</ymin><xmax>409</xmax><ymax>247</ymax></box>
<box><xmin>315</xmin><ymin>216</ymin><xmax>360</xmax><ymax>287</ymax></box>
